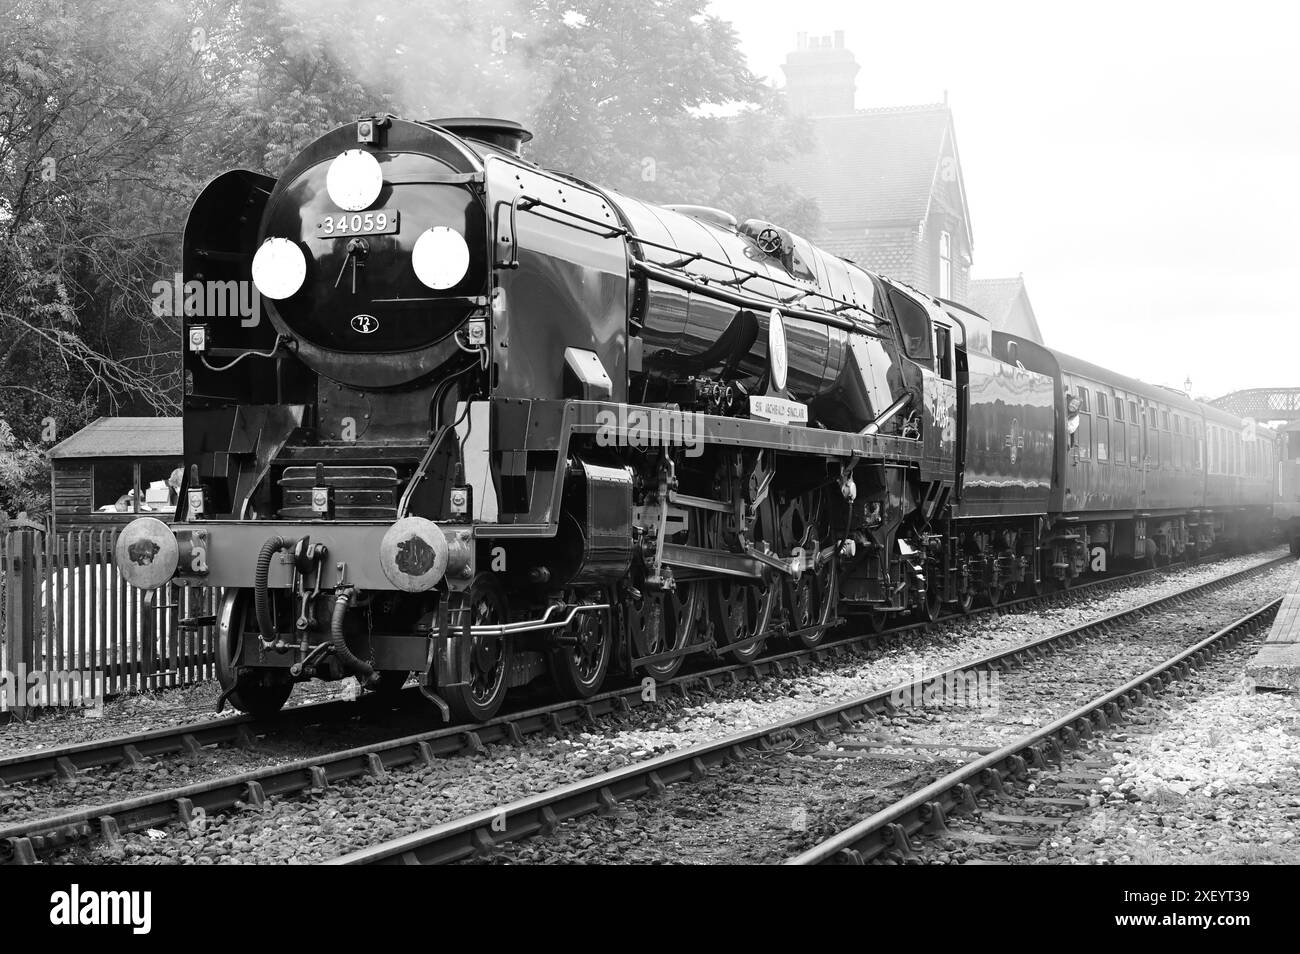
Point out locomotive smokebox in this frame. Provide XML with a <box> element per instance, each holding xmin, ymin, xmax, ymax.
<box><xmin>431</xmin><ymin>117</ymin><xmax>533</xmax><ymax>156</ymax></box>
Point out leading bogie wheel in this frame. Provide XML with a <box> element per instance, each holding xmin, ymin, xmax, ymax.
<box><xmin>216</xmin><ymin>589</ymin><xmax>293</xmax><ymax>718</ymax></box>
<box><xmin>443</xmin><ymin>575</ymin><xmax>514</xmax><ymax>723</ymax></box>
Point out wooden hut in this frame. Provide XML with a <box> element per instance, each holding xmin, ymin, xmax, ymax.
<box><xmin>47</xmin><ymin>417</ymin><xmax>182</xmax><ymax>531</ymax></box>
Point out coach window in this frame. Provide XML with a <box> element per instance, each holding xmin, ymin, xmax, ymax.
<box><xmin>1096</xmin><ymin>398</ymin><xmax>1109</xmax><ymax>462</ymax></box>
<box><xmin>1111</xmin><ymin>397</ymin><xmax>1124</xmax><ymax>466</ymax></box>
<box><xmin>1074</xmin><ymin>387</ymin><xmax>1092</xmax><ymax>460</ymax></box>
<box><xmin>1173</xmin><ymin>416</ymin><xmax>1182</xmax><ymax>469</ymax></box>
<box><xmin>1128</xmin><ymin>402</ymin><xmax>1140</xmax><ymax>464</ymax></box>
<box><xmin>1148</xmin><ymin>409</ymin><xmax>1159</xmax><ymax>467</ymax></box>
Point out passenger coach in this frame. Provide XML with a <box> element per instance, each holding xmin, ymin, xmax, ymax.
<box><xmin>993</xmin><ymin>332</ymin><xmax>1275</xmax><ymax>571</ymax></box>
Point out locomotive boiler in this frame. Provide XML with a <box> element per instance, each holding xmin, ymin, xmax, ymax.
<box><xmin>113</xmin><ymin>115</ymin><xmax>1274</xmax><ymax>721</ymax></box>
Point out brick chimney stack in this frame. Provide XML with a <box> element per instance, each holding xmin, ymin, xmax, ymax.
<box><xmin>781</xmin><ymin>31</ymin><xmax>859</xmax><ymax>117</ymax></box>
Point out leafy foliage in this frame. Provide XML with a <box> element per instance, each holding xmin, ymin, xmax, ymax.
<box><xmin>0</xmin><ymin>0</ymin><xmax>817</xmax><ymax>514</ymax></box>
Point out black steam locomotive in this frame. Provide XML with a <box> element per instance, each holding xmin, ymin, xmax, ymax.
<box><xmin>114</xmin><ymin>116</ymin><xmax>1277</xmax><ymax>720</ymax></box>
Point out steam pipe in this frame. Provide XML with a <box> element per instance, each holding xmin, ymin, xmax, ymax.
<box><xmin>861</xmin><ymin>393</ymin><xmax>913</xmax><ymax>436</ymax></box>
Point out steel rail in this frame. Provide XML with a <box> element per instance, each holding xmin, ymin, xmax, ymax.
<box><xmin>0</xmin><ymin>694</ymin><xmax>379</xmax><ymax>787</ymax></box>
<box><xmin>322</xmin><ymin>557</ymin><xmax>1287</xmax><ymax>866</ymax></box>
<box><xmin>0</xmin><ymin>552</ymin><xmax>1211</xmax><ymax>793</ymax></box>
<box><xmin>786</xmin><ymin>596</ymin><xmax>1283</xmax><ymax>865</ymax></box>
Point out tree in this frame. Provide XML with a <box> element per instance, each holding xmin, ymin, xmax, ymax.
<box><xmin>225</xmin><ymin>0</ymin><xmax>820</xmax><ymax>229</ymax></box>
<box><xmin>518</xmin><ymin>0</ymin><xmax>818</xmax><ymax>231</ymax></box>
<box><xmin>0</xmin><ymin>0</ymin><xmax>220</xmax><ymax>420</ymax></box>
<box><xmin>0</xmin><ymin>0</ymin><xmax>819</xmax><ymax>483</ymax></box>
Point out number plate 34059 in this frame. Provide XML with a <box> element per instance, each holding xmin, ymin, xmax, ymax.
<box><xmin>316</xmin><ymin>210</ymin><xmax>399</xmax><ymax>237</ymax></box>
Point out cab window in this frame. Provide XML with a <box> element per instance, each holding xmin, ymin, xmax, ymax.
<box><xmin>887</xmin><ymin>288</ymin><xmax>934</xmax><ymax>364</ymax></box>
<box><xmin>934</xmin><ymin>324</ymin><xmax>953</xmax><ymax>379</ymax></box>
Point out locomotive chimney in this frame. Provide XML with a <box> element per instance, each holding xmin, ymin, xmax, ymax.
<box><xmin>781</xmin><ymin>31</ymin><xmax>859</xmax><ymax>117</ymax></box>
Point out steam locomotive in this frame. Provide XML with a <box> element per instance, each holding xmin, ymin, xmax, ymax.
<box><xmin>114</xmin><ymin>116</ymin><xmax>1277</xmax><ymax>720</ymax></box>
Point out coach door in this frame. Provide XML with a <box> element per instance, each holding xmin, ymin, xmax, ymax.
<box><xmin>1138</xmin><ymin>399</ymin><xmax>1148</xmax><ymax>505</ymax></box>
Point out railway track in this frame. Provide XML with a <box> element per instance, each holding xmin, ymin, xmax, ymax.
<box><xmin>787</xmin><ymin>596</ymin><xmax>1281</xmax><ymax>865</ymax></box>
<box><xmin>0</xmin><ymin>693</ymin><xmax>407</xmax><ymax>787</ymax></box>
<box><xmin>0</xmin><ymin>552</ymin><xmax>1283</xmax><ymax>864</ymax></box>
<box><xmin>0</xmin><ymin>555</ymin><xmax>1213</xmax><ymax>793</ymax></box>
<box><xmin>321</xmin><ymin>557</ymin><xmax>1287</xmax><ymax>865</ymax></box>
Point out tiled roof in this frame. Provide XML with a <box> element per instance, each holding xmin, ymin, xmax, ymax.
<box><xmin>966</xmin><ymin>276</ymin><xmax>1044</xmax><ymax>343</ymax></box>
<box><xmin>776</xmin><ymin>104</ymin><xmax>960</xmax><ymax>233</ymax></box>
<box><xmin>966</xmin><ymin>277</ymin><xmax>1025</xmax><ymax>322</ymax></box>
<box><xmin>48</xmin><ymin>417</ymin><xmax>182</xmax><ymax>460</ymax></box>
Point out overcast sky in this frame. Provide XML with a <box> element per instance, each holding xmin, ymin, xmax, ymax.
<box><xmin>708</xmin><ymin>0</ymin><xmax>1298</xmax><ymax>401</ymax></box>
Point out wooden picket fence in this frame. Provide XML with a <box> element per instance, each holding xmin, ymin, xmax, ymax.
<box><xmin>0</xmin><ymin>520</ymin><xmax>219</xmax><ymax>715</ymax></box>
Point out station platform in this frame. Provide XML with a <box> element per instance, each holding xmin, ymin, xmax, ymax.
<box><xmin>1247</xmin><ymin>559</ymin><xmax>1300</xmax><ymax>690</ymax></box>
